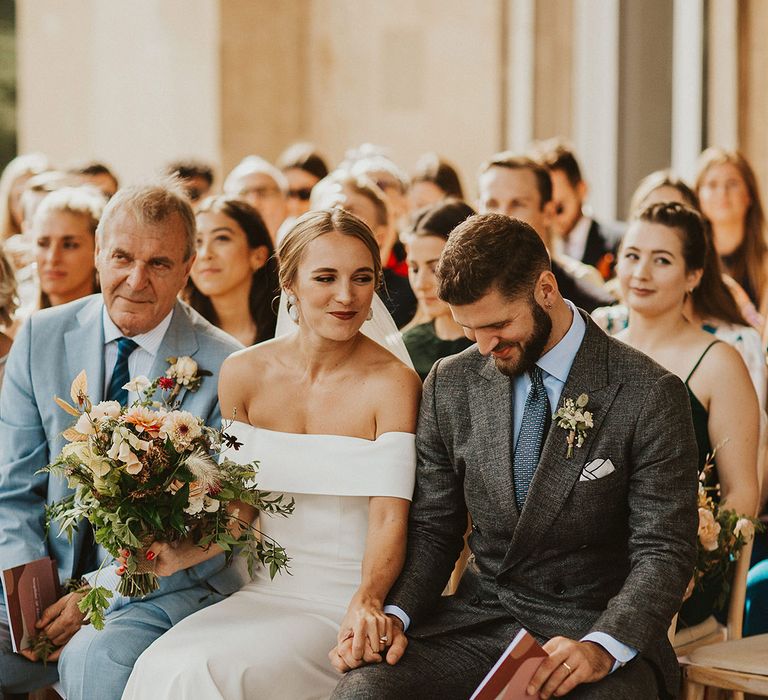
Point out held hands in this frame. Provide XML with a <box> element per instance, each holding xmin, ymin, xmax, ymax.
<box><xmin>527</xmin><ymin>638</ymin><xmax>614</xmax><ymax>699</ymax></box>
<box><xmin>329</xmin><ymin>599</ymin><xmax>408</xmax><ymax>673</ymax></box>
<box><xmin>20</xmin><ymin>590</ymin><xmax>89</xmax><ymax>662</ymax></box>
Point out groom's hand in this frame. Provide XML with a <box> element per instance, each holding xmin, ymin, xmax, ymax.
<box><xmin>527</xmin><ymin>637</ymin><xmax>613</xmax><ymax>698</ymax></box>
<box><xmin>19</xmin><ymin>591</ymin><xmax>88</xmax><ymax>661</ymax></box>
<box><xmin>330</xmin><ymin>615</ymin><xmax>408</xmax><ymax>673</ymax></box>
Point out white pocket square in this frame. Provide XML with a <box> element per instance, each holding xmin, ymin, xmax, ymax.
<box><xmin>579</xmin><ymin>458</ymin><xmax>616</xmax><ymax>481</ymax></box>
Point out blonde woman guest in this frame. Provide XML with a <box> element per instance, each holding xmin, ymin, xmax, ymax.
<box><xmin>123</xmin><ymin>208</ymin><xmax>420</xmax><ymax>699</ymax></box>
<box><xmin>184</xmin><ymin>197</ymin><xmax>279</xmax><ymax>346</ymax></box>
<box><xmin>616</xmin><ymin>202</ymin><xmax>759</xmax><ymax>629</ymax></box>
<box><xmin>0</xmin><ymin>153</ymin><xmax>49</xmax><ymax>241</ymax></box>
<box><xmin>33</xmin><ymin>187</ymin><xmax>104</xmax><ymax>309</ymax></box>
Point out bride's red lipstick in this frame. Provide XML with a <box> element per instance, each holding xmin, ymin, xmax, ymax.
<box><xmin>329</xmin><ymin>311</ymin><xmax>357</xmax><ymax>320</ymax></box>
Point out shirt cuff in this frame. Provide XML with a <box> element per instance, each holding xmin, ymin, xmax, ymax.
<box><xmin>383</xmin><ymin>605</ymin><xmax>410</xmax><ymax>632</ymax></box>
<box><xmin>581</xmin><ymin>632</ymin><xmax>637</xmax><ymax>673</ymax></box>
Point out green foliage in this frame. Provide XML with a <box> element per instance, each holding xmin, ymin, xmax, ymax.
<box><xmin>77</xmin><ymin>587</ymin><xmax>113</xmax><ymax>631</ymax></box>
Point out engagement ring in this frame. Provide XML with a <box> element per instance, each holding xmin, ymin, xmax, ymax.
<box><xmin>379</xmin><ymin>635</ymin><xmax>389</xmax><ymax>644</ymax></box>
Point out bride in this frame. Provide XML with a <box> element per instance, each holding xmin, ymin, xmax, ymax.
<box><xmin>122</xmin><ymin>208</ymin><xmax>421</xmax><ymax>699</ymax></box>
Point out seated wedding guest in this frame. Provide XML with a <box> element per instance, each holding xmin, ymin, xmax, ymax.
<box><xmin>346</xmin><ymin>145</ymin><xmax>411</xmax><ymax>228</ymax></box>
<box><xmin>33</xmin><ymin>186</ymin><xmax>105</xmax><ymax>309</ymax></box>
<box><xmin>277</xmin><ymin>142</ymin><xmax>329</xmax><ymax>219</ymax></box>
<box><xmin>696</xmin><ymin>147</ymin><xmax>768</xmax><ymax>327</ymax></box>
<box><xmin>0</xmin><ymin>153</ymin><xmax>49</xmax><ymax>241</ymax></box>
<box><xmin>0</xmin><ymin>180</ymin><xmax>244</xmax><ymax>699</ymax></box>
<box><xmin>313</xmin><ymin>172</ymin><xmax>417</xmax><ymax>328</ymax></box>
<box><xmin>184</xmin><ymin>196</ymin><xmax>279</xmax><ymax>346</ymax></box>
<box><xmin>223</xmin><ymin>156</ymin><xmax>289</xmax><ymax>243</ymax></box>
<box><xmin>0</xmin><ymin>246</ymin><xmax>17</xmax><ymax>388</ymax></box>
<box><xmin>165</xmin><ymin>159</ymin><xmax>215</xmax><ymax>206</ymax></box>
<box><xmin>403</xmin><ymin>199</ymin><xmax>474</xmax><ymax>380</ymax></box>
<box><xmin>532</xmin><ymin>138</ymin><xmax>624</xmax><ymax>279</ymax></box>
<box><xmin>615</xmin><ymin>202</ymin><xmax>759</xmax><ymax>630</ymax></box>
<box><xmin>408</xmin><ymin>153</ymin><xmax>464</xmax><ymax>211</ymax></box>
<box><xmin>123</xmin><ymin>207</ymin><xmax>421</xmax><ymax>700</ymax></box>
<box><xmin>477</xmin><ymin>152</ymin><xmax>613</xmax><ymax>312</ymax></box>
<box><xmin>593</xmin><ymin>173</ymin><xmax>767</xmax><ymax>407</ymax></box>
<box><xmin>67</xmin><ymin>161</ymin><xmax>119</xmax><ymax>199</ymax></box>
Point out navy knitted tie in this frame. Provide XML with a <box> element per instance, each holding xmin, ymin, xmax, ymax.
<box><xmin>106</xmin><ymin>337</ymin><xmax>138</xmax><ymax>405</ymax></box>
<box><xmin>513</xmin><ymin>365</ymin><xmax>551</xmax><ymax>511</ymax></box>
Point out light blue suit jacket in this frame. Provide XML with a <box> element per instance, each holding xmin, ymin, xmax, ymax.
<box><xmin>0</xmin><ymin>295</ymin><xmax>247</xmax><ymax>597</ymax></box>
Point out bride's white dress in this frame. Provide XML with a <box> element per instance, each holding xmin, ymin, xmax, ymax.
<box><xmin>121</xmin><ymin>421</ymin><xmax>416</xmax><ymax>700</ymax></box>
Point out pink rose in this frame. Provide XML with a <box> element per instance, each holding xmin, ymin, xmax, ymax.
<box><xmin>698</xmin><ymin>508</ymin><xmax>721</xmax><ymax>552</ymax></box>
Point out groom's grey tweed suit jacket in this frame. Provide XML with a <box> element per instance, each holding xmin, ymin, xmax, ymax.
<box><xmin>386</xmin><ymin>311</ymin><xmax>699</xmax><ymax>697</ymax></box>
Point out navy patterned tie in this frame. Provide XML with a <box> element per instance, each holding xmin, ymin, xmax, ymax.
<box><xmin>513</xmin><ymin>365</ymin><xmax>551</xmax><ymax>511</ymax></box>
<box><xmin>106</xmin><ymin>337</ymin><xmax>138</xmax><ymax>405</ymax></box>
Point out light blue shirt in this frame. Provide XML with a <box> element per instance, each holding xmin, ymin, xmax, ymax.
<box><xmin>385</xmin><ymin>301</ymin><xmax>637</xmax><ymax>671</ymax></box>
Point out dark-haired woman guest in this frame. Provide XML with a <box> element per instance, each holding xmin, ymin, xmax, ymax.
<box><xmin>408</xmin><ymin>153</ymin><xmax>464</xmax><ymax>211</ymax></box>
<box><xmin>185</xmin><ymin>197</ymin><xmax>279</xmax><ymax>346</ymax></box>
<box><xmin>403</xmin><ymin>200</ymin><xmax>475</xmax><ymax>380</ymax></box>
<box><xmin>616</xmin><ymin>202</ymin><xmax>759</xmax><ymax>630</ymax></box>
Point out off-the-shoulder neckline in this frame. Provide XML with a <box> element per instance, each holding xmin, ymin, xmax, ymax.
<box><xmin>226</xmin><ymin>420</ymin><xmax>415</xmax><ymax>444</ymax></box>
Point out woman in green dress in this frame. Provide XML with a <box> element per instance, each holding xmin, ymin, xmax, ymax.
<box><xmin>615</xmin><ymin>201</ymin><xmax>759</xmax><ymax>629</ymax></box>
<box><xmin>402</xmin><ymin>200</ymin><xmax>475</xmax><ymax>380</ymax></box>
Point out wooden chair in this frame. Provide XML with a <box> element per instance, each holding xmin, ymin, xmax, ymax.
<box><xmin>679</xmin><ymin>538</ymin><xmax>761</xmax><ymax>700</ymax></box>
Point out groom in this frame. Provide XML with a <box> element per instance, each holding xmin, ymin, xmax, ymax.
<box><xmin>0</xmin><ymin>182</ymin><xmax>244</xmax><ymax>699</ymax></box>
<box><xmin>332</xmin><ymin>214</ymin><xmax>698</xmax><ymax>699</ymax></box>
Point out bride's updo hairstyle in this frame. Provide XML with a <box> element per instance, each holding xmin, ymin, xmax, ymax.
<box><xmin>277</xmin><ymin>207</ymin><xmax>383</xmax><ymax>290</ymax></box>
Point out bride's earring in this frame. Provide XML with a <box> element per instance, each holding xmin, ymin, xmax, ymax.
<box><xmin>366</xmin><ymin>306</ymin><xmax>374</xmax><ymax>322</ymax></box>
<box><xmin>287</xmin><ymin>294</ymin><xmax>300</xmax><ymax>323</ymax></box>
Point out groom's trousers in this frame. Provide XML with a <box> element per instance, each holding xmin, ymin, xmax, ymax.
<box><xmin>332</xmin><ymin>617</ymin><xmax>660</xmax><ymax>700</ymax></box>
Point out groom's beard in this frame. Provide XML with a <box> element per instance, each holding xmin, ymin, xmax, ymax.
<box><xmin>493</xmin><ymin>300</ymin><xmax>552</xmax><ymax>378</ymax></box>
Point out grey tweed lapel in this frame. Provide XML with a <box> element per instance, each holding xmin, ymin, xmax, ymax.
<box><xmin>469</xmin><ymin>355</ymin><xmax>519</xmax><ymax>530</ymax></box>
<box><xmin>502</xmin><ymin>315</ymin><xmax>621</xmax><ymax>570</ymax></box>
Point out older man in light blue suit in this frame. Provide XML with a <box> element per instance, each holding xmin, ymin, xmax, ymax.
<box><xmin>0</xmin><ymin>182</ymin><xmax>246</xmax><ymax>699</ymax></box>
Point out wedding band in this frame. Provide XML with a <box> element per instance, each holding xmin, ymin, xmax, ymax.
<box><xmin>379</xmin><ymin>635</ymin><xmax>389</xmax><ymax>644</ymax></box>
<box><xmin>562</xmin><ymin>661</ymin><xmax>573</xmax><ymax>675</ymax></box>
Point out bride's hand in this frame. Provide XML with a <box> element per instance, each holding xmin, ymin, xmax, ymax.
<box><xmin>116</xmin><ymin>540</ymin><xmax>219</xmax><ymax>578</ymax></box>
<box><xmin>338</xmin><ymin>595</ymin><xmax>393</xmax><ymax>662</ymax></box>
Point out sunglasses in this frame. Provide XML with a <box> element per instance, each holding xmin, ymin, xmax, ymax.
<box><xmin>288</xmin><ymin>187</ymin><xmax>313</xmax><ymax>201</ymax></box>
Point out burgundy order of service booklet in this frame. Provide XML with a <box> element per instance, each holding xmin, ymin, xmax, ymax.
<box><xmin>1</xmin><ymin>557</ymin><xmax>60</xmax><ymax>653</ymax></box>
<box><xmin>470</xmin><ymin>628</ymin><xmax>549</xmax><ymax>700</ymax></box>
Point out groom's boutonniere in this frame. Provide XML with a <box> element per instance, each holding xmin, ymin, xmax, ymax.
<box><xmin>165</xmin><ymin>356</ymin><xmax>212</xmax><ymax>397</ymax></box>
<box><xmin>554</xmin><ymin>393</ymin><xmax>594</xmax><ymax>458</ymax></box>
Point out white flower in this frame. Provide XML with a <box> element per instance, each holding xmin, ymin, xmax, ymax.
<box><xmin>167</xmin><ymin>356</ymin><xmax>198</xmax><ymax>386</ymax></box>
<box><xmin>63</xmin><ymin>440</ymin><xmax>111</xmax><ymax>477</ymax></box>
<box><xmin>203</xmin><ymin>497</ymin><xmax>220</xmax><ymax>513</ymax></box>
<box><xmin>107</xmin><ymin>426</ymin><xmax>150</xmax><ymax>474</ymax></box>
<box><xmin>161</xmin><ymin>411</ymin><xmax>202</xmax><ymax>451</ymax></box>
<box><xmin>74</xmin><ymin>413</ymin><xmax>96</xmax><ymax>436</ymax></box>
<box><xmin>122</xmin><ymin>376</ymin><xmax>151</xmax><ymax>394</ymax></box>
<box><xmin>90</xmin><ymin>401</ymin><xmax>121</xmax><ymax>421</ymax></box>
<box><xmin>184</xmin><ymin>496</ymin><xmax>205</xmax><ymax>515</ymax></box>
<box><xmin>734</xmin><ymin>518</ymin><xmax>755</xmax><ymax>543</ymax></box>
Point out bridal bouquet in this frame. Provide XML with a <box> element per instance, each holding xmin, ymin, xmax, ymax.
<box><xmin>44</xmin><ymin>370</ymin><xmax>294</xmax><ymax>630</ymax></box>
<box><xmin>694</xmin><ymin>452</ymin><xmax>762</xmax><ymax>610</ymax></box>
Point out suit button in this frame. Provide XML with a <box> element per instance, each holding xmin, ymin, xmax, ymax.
<box><xmin>554</xmin><ymin>582</ymin><xmax>566</xmax><ymax>595</ymax></box>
